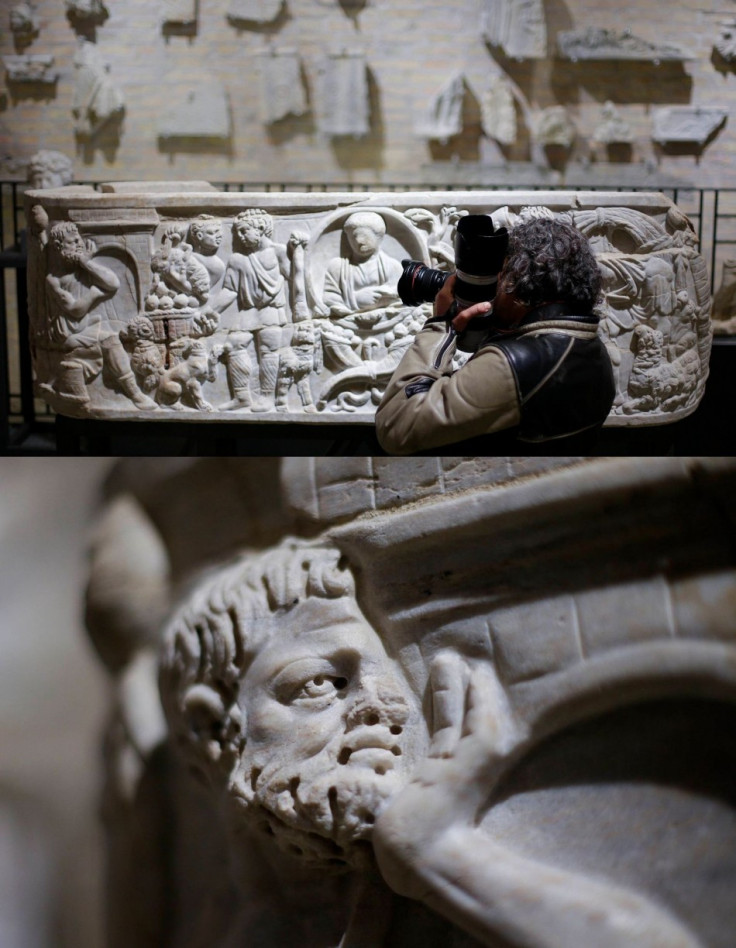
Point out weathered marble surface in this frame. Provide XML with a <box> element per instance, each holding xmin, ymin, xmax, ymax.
<box><xmin>25</xmin><ymin>187</ymin><xmax>712</xmax><ymax>426</ymax></box>
<box><xmin>86</xmin><ymin>456</ymin><xmax>736</xmax><ymax>948</ymax></box>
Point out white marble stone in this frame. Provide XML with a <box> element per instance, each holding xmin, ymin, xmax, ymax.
<box><xmin>651</xmin><ymin>106</ymin><xmax>729</xmax><ymax>145</ymax></box>
<box><xmin>3</xmin><ymin>53</ymin><xmax>58</xmax><ymax>85</ymax></box>
<box><xmin>483</xmin><ymin>0</ymin><xmax>547</xmax><ymax>59</ymax></box>
<box><xmin>557</xmin><ymin>27</ymin><xmax>692</xmax><ymax>62</ymax></box>
<box><xmin>24</xmin><ymin>186</ymin><xmax>712</xmax><ymax>426</ymax></box>
<box><xmin>86</xmin><ymin>456</ymin><xmax>736</xmax><ymax>948</ymax></box>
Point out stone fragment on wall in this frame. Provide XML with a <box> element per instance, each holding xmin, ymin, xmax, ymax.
<box><xmin>482</xmin><ymin>0</ymin><xmax>546</xmax><ymax>59</ymax></box>
<box><xmin>9</xmin><ymin>3</ymin><xmax>39</xmax><ymax>47</ymax></box>
<box><xmin>414</xmin><ymin>74</ymin><xmax>465</xmax><ymax>143</ymax></box>
<box><xmin>226</xmin><ymin>0</ymin><xmax>285</xmax><ymax>27</ymax></box>
<box><xmin>157</xmin><ymin>79</ymin><xmax>230</xmax><ymax>139</ymax></box>
<box><xmin>24</xmin><ymin>187</ymin><xmax>711</xmax><ymax>427</ymax></box>
<box><xmin>72</xmin><ymin>41</ymin><xmax>124</xmax><ymax>137</ymax></box>
<box><xmin>26</xmin><ymin>150</ymin><xmax>73</xmax><ymax>189</ymax></box>
<box><xmin>714</xmin><ymin>19</ymin><xmax>736</xmax><ymax>64</ymax></box>
<box><xmin>534</xmin><ymin>106</ymin><xmax>576</xmax><ymax>146</ymax></box>
<box><xmin>592</xmin><ymin>101</ymin><xmax>633</xmax><ymax>145</ymax></box>
<box><xmin>557</xmin><ymin>27</ymin><xmax>691</xmax><ymax>62</ymax></box>
<box><xmin>3</xmin><ymin>54</ymin><xmax>58</xmax><ymax>85</ymax></box>
<box><xmin>256</xmin><ymin>48</ymin><xmax>308</xmax><ymax>124</ymax></box>
<box><xmin>651</xmin><ymin>106</ymin><xmax>729</xmax><ymax>145</ymax></box>
<box><xmin>162</xmin><ymin>0</ymin><xmax>197</xmax><ymax>29</ymax></box>
<box><xmin>65</xmin><ymin>0</ymin><xmax>108</xmax><ymax>27</ymax></box>
<box><xmin>318</xmin><ymin>51</ymin><xmax>369</xmax><ymax>137</ymax></box>
<box><xmin>711</xmin><ymin>259</ymin><xmax>736</xmax><ymax>335</ymax></box>
<box><xmin>480</xmin><ymin>75</ymin><xmax>517</xmax><ymax>145</ymax></box>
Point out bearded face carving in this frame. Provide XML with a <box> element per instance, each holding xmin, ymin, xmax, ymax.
<box><xmin>161</xmin><ymin>540</ymin><xmax>427</xmax><ymax>872</ymax></box>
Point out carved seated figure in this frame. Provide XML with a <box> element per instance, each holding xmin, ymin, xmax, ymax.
<box><xmin>160</xmin><ymin>536</ymin><xmax>702</xmax><ymax>948</ymax></box>
<box><xmin>323</xmin><ymin>212</ymin><xmax>403</xmax><ymax>331</ymax></box>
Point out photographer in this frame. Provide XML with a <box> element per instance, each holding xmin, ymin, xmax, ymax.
<box><xmin>375</xmin><ymin>218</ymin><xmax>615</xmax><ymax>455</ymax></box>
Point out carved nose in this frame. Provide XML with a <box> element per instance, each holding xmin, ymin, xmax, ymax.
<box><xmin>345</xmin><ymin>675</ymin><xmax>410</xmax><ymax>732</ymax></box>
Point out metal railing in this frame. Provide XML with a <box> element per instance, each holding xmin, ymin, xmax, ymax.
<box><xmin>2</xmin><ymin>179</ymin><xmax>735</xmax><ymax>452</ymax></box>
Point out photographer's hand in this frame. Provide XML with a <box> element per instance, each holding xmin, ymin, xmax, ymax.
<box><xmin>434</xmin><ymin>273</ymin><xmax>492</xmax><ymax>331</ymax></box>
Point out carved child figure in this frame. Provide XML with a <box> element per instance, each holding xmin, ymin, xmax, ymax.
<box><xmin>187</xmin><ymin>214</ymin><xmax>226</xmax><ymax>292</ymax></box>
<box><xmin>44</xmin><ymin>222</ymin><xmax>155</xmax><ymax>410</ymax></box>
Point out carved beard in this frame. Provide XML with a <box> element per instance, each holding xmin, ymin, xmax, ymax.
<box><xmin>229</xmin><ymin>744</ymin><xmax>407</xmax><ymax>871</ymax></box>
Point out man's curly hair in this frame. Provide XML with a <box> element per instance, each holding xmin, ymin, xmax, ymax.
<box><xmin>502</xmin><ymin>218</ymin><xmax>602</xmax><ymax>311</ymax></box>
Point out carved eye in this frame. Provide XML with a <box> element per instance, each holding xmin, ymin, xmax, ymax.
<box><xmin>297</xmin><ymin>674</ymin><xmax>348</xmax><ymax>701</ymax></box>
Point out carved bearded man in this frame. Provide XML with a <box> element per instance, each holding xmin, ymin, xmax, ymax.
<box><xmin>159</xmin><ymin>536</ymin><xmax>700</xmax><ymax>948</ymax></box>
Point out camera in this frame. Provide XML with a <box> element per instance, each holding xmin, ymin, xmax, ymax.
<box><xmin>397</xmin><ymin>214</ymin><xmax>509</xmax><ymax>351</ymax></box>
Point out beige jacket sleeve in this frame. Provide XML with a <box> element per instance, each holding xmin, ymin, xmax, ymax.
<box><xmin>375</xmin><ymin>321</ymin><xmax>521</xmax><ymax>455</ymax></box>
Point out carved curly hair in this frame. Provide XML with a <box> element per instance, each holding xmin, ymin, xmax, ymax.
<box><xmin>501</xmin><ymin>218</ymin><xmax>602</xmax><ymax>311</ymax></box>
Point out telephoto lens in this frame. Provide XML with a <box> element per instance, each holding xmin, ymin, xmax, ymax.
<box><xmin>453</xmin><ymin>215</ymin><xmax>509</xmax><ymax>309</ymax></box>
<box><xmin>397</xmin><ymin>260</ymin><xmax>449</xmax><ymax>307</ymax></box>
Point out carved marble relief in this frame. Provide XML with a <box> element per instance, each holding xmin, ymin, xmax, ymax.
<box><xmin>651</xmin><ymin>106</ymin><xmax>729</xmax><ymax>145</ymax></box>
<box><xmin>161</xmin><ymin>0</ymin><xmax>197</xmax><ymax>30</ymax></box>
<box><xmin>24</xmin><ymin>187</ymin><xmax>712</xmax><ymax>425</ymax></box>
<box><xmin>72</xmin><ymin>41</ymin><xmax>124</xmax><ymax>137</ymax></box>
<box><xmin>319</xmin><ymin>51</ymin><xmax>369</xmax><ymax>137</ymax></box>
<box><xmin>65</xmin><ymin>0</ymin><xmax>108</xmax><ymax>27</ymax></box>
<box><xmin>3</xmin><ymin>54</ymin><xmax>58</xmax><ymax>85</ymax></box>
<box><xmin>713</xmin><ymin>20</ymin><xmax>736</xmax><ymax>64</ymax></box>
<box><xmin>157</xmin><ymin>78</ymin><xmax>231</xmax><ymax>140</ymax></box>
<box><xmin>592</xmin><ymin>101</ymin><xmax>633</xmax><ymax>145</ymax></box>
<box><xmin>226</xmin><ymin>0</ymin><xmax>285</xmax><ymax>27</ymax></box>
<box><xmin>480</xmin><ymin>75</ymin><xmax>517</xmax><ymax>146</ymax></box>
<box><xmin>534</xmin><ymin>106</ymin><xmax>576</xmax><ymax>147</ymax></box>
<box><xmin>9</xmin><ymin>2</ymin><xmax>39</xmax><ymax>47</ymax></box>
<box><xmin>711</xmin><ymin>259</ymin><xmax>736</xmax><ymax>335</ymax></box>
<box><xmin>85</xmin><ymin>456</ymin><xmax>736</xmax><ymax>948</ymax></box>
<box><xmin>414</xmin><ymin>74</ymin><xmax>465</xmax><ymax>143</ymax></box>
<box><xmin>256</xmin><ymin>48</ymin><xmax>308</xmax><ymax>124</ymax></box>
<box><xmin>26</xmin><ymin>149</ymin><xmax>74</xmax><ymax>189</ymax></box>
<box><xmin>482</xmin><ymin>0</ymin><xmax>547</xmax><ymax>59</ymax></box>
<box><xmin>557</xmin><ymin>27</ymin><xmax>691</xmax><ymax>62</ymax></box>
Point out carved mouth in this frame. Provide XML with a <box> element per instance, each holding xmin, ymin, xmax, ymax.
<box><xmin>338</xmin><ymin>727</ymin><xmax>403</xmax><ymax>772</ymax></box>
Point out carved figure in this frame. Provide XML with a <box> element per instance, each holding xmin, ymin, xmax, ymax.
<box><xmin>210</xmin><ymin>209</ymin><xmax>292</xmax><ymax>410</ymax></box>
<box><xmin>624</xmin><ymin>324</ymin><xmax>699</xmax><ymax>413</ymax></box>
<box><xmin>187</xmin><ymin>214</ymin><xmax>226</xmax><ymax>291</ymax></box>
<box><xmin>275</xmin><ymin>321</ymin><xmax>320</xmax><ymax>412</ymax></box>
<box><xmin>156</xmin><ymin>337</ymin><xmax>220</xmax><ymax>411</ymax></box>
<box><xmin>43</xmin><ymin>222</ymin><xmax>155</xmax><ymax>411</ymax></box>
<box><xmin>157</xmin><ymin>525</ymin><xmax>708</xmax><ymax>948</ymax></box>
<box><xmin>9</xmin><ymin>3</ymin><xmax>39</xmax><ymax>45</ymax></box>
<box><xmin>72</xmin><ymin>41</ymin><xmax>124</xmax><ymax>138</ymax></box>
<box><xmin>122</xmin><ymin>315</ymin><xmax>165</xmax><ymax>395</ymax></box>
<box><xmin>26</xmin><ymin>150</ymin><xmax>73</xmax><ymax>190</ymax></box>
<box><xmin>218</xmin><ymin>331</ymin><xmax>254</xmax><ymax>410</ymax></box>
<box><xmin>323</xmin><ymin>212</ymin><xmax>403</xmax><ymax>330</ymax></box>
